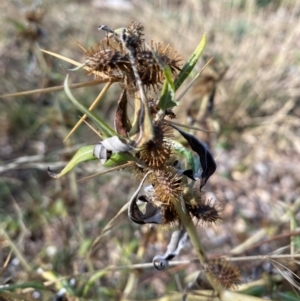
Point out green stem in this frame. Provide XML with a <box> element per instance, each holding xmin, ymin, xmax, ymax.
<box><xmin>173</xmin><ymin>197</ymin><xmax>224</xmax><ymax>295</ymax></box>
<box><xmin>0</xmin><ymin>228</ymin><xmax>31</xmax><ymax>273</ymax></box>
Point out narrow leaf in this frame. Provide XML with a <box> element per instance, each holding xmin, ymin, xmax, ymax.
<box><xmin>174</xmin><ymin>34</ymin><xmax>206</xmax><ymax>91</ymax></box>
<box><xmin>146</xmin><ymin>43</ymin><xmax>177</xmax><ymax>112</ymax></box>
<box><xmin>64</xmin><ymin>75</ymin><xmax>117</xmax><ymax>138</ymax></box>
<box><xmin>48</xmin><ymin>145</ymin><xmax>95</xmax><ymax>178</ymax></box>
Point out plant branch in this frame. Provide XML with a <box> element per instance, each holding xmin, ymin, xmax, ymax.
<box><xmin>173</xmin><ymin>197</ymin><xmax>224</xmax><ymax>295</ymax></box>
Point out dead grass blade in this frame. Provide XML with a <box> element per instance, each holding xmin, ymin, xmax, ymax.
<box><xmin>63</xmin><ymin>82</ymin><xmax>112</xmax><ymax>141</ymax></box>
<box><xmin>89</xmin><ymin>202</ymin><xmax>129</xmax><ymax>255</ymax></box>
<box><xmin>0</xmin><ymin>251</ymin><xmax>12</xmax><ymax>278</ymax></box>
<box><xmin>270</xmin><ymin>258</ymin><xmax>300</xmax><ymax>291</ymax></box>
<box><xmin>77</xmin><ymin>162</ymin><xmax>134</xmax><ymax>182</ymax></box>
<box><xmin>41</xmin><ymin>49</ymin><xmax>116</xmax><ymax>80</ymax></box>
<box><xmin>0</xmin><ymin>80</ymin><xmax>107</xmax><ymax>98</ymax></box>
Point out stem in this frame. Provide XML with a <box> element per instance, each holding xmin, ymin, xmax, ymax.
<box><xmin>0</xmin><ymin>228</ymin><xmax>31</xmax><ymax>274</ymax></box>
<box><xmin>173</xmin><ymin>197</ymin><xmax>224</xmax><ymax>295</ymax></box>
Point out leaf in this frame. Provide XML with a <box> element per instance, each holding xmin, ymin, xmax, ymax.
<box><xmin>128</xmin><ymin>171</ymin><xmax>162</xmax><ymax>225</ymax></box>
<box><xmin>174</xmin><ymin>34</ymin><xmax>206</xmax><ymax>91</ymax></box>
<box><xmin>156</xmin><ymin>57</ymin><xmax>176</xmax><ymax>111</ymax></box>
<box><xmin>94</xmin><ymin>140</ymin><xmax>135</xmax><ymax>167</ymax></box>
<box><xmin>172</xmin><ymin>125</ymin><xmax>216</xmax><ymax>189</ymax></box>
<box><xmin>157</xmin><ymin>35</ymin><xmax>206</xmax><ymax>111</ymax></box>
<box><xmin>277</xmin><ymin>292</ymin><xmax>300</xmax><ymax>301</ymax></box>
<box><xmin>114</xmin><ymin>89</ymin><xmax>131</xmax><ymax>136</ymax></box>
<box><xmin>101</xmin><ymin>136</ymin><xmax>132</xmax><ymax>153</ymax></box>
<box><xmin>103</xmin><ymin>152</ymin><xmax>135</xmax><ymax>168</ymax></box>
<box><xmin>83</xmin><ymin>270</ymin><xmax>108</xmax><ymax>297</ymax></box>
<box><xmin>172</xmin><ymin>140</ymin><xmax>197</xmax><ymax>173</ymax></box>
<box><xmin>129</xmin><ymin>95</ymin><xmax>155</xmax><ymax>148</ymax></box>
<box><xmin>128</xmin><ymin>195</ymin><xmax>163</xmax><ymax>225</ymax></box>
<box><xmin>64</xmin><ymin>74</ymin><xmax>117</xmax><ymax>138</ymax></box>
<box><xmin>153</xmin><ymin>229</ymin><xmax>188</xmax><ymax>270</ymax></box>
<box><xmin>158</xmin><ymin>78</ymin><xmax>176</xmax><ymax>111</ymax></box>
<box><xmin>129</xmin><ymin>95</ymin><xmax>142</xmax><ymax>137</ymax></box>
<box><xmin>48</xmin><ymin>145</ymin><xmax>95</xmax><ymax>178</ymax></box>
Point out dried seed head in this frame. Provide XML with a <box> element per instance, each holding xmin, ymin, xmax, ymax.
<box><xmin>147</xmin><ymin>97</ymin><xmax>159</xmax><ymax>117</ymax></box>
<box><xmin>185</xmin><ymin>191</ymin><xmax>221</xmax><ymax>225</ymax></box>
<box><xmin>82</xmin><ymin>22</ymin><xmax>182</xmax><ymax>92</ymax></box>
<box><xmin>85</xmin><ymin>44</ymin><xmax>130</xmax><ymax>79</ymax></box>
<box><xmin>125</xmin><ymin>21</ymin><xmax>145</xmax><ymax>50</ymax></box>
<box><xmin>25</xmin><ymin>7</ymin><xmax>45</xmax><ymax>23</ymax></box>
<box><xmin>147</xmin><ymin>99</ymin><xmax>176</xmax><ymax>119</ymax></box>
<box><xmin>135</xmin><ymin>42</ymin><xmax>182</xmax><ymax>89</ymax></box>
<box><xmin>204</xmin><ymin>260</ymin><xmax>240</xmax><ymax>289</ymax></box>
<box><xmin>151</xmin><ymin>168</ymin><xmax>183</xmax><ymax>204</ymax></box>
<box><xmin>161</xmin><ymin>203</ymin><xmax>180</xmax><ymax>227</ymax></box>
<box><xmin>138</xmin><ymin>124</ymin><xmax>173</xmax><ymax>169</ymax></box>
<box><xmin>126</xmin><ymin>164</ymin><xmax>148</xmax><ymax>181</ymax></box>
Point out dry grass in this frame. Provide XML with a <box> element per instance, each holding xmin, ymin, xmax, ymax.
<box><xmin>0</xmin><ymin>0</ymin><xmax>300</xmax><ymax>300</ymax></box>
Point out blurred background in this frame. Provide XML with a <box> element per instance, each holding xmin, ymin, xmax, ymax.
<box><xmin>0</xmin><ymin>0</ymin><xmax>300</xmax><ymax>300</ymax></box>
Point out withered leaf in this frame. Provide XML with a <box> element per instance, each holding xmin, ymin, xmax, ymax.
<box><xmin>128</xmin><ymin>195</ymin><xmax>163</xmax><ymax>225</ymax></box>
<box><xmin>114</xmin><ymin>89</ymin><xmax>131</xmax><ymax>136</ymax></box>
<box><xmin>93</xmin><ymin>142</ymin><xmax>111</xmax><ymax>164</ymax></box>
<box><xmin>127</xmin><ymin>171</ymin><xmax>162</xmax><ymax>225</ymax></box>
<box><xmin>101</xmin><ymin>136</ymin><xmax>132</xmax><ymax>152</ymax></box>
<box><xmin>172</xmin><ymin>126</ymin><xmax>216</xmax><ymax>189</ymax></box>
<box><xmin>153</xmin><ymin>229</ymin><xmax>188</xmax><ymax>270</ymax></box>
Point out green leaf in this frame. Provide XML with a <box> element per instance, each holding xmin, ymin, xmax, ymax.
<box><xmin>290</xmin><ymin>213</ymin><xmax>300</xmax><ymax>249</ymax></box>
<box><xmin>158</xmin><ymin>34</ymin><xmax>206</xmax><ymax>111</ymax></box>
<box><xmin>146</xmin><ymin>44</ymin><xmax>175</xmax><ymax>111</ymax></box>
<box><xmin>0</xmin><ymin>281</ymin><xmax>45</xmax><ymax>292</ymax></box>
<box><xmin>64</xmin><ymin>75</ymin><xmax>117</xmax><ymax>138</ymax></box>
<box><xmin>103</xmin><ymin>152</ymin><xmax>135</xmax><ymax>168</ymax></box>
<box><xmin>158</xmin><ymin>75</ymin><xmax>176</xmax><ymax>111</ymax></box>
<box><xmin>277</xmin><ymin>292</ymin><xmax>300</xmax><ymax>301</ymax></box>
<box><xmin>174</xmin><ymin>34</ymin><xmax>206</xmax><ymax>91</ymax></box>
<box><xmin>240</xmin><ymin>285</ymin><xmax>266</xmax><ymax>297</ymax></box>
<box><xmin>83</xmin><ymin>270</ymin><xmax>108</xmax><ymax>297</ymax></box>
<box><xmin>48</xmin><ymin>145</ymin><xmax>96</xmax><ymax>178</ymax></box>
